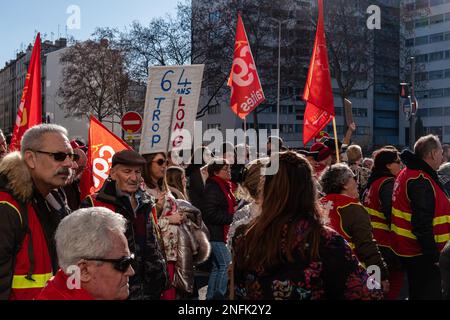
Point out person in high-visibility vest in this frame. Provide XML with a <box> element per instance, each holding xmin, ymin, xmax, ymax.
<box><xmin>0</xmin><ymin>124</ymin><xmax>75</xmax><ymax>300</ymax></box>
<box><xmin>362</xmin><ymin>148</ymin><xmax>404</xmax><ymax>299</ymax></box>
<box><xmin>391</xmin><ymin>134</ymin><xmax>450</xmax><ymax>300</ymax></box>
<box><xmin>319</xmin><ymin>163</ymin><xmax>389</xmax><ymax>294</ymax></box>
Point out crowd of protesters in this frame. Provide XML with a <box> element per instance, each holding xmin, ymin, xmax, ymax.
<box><xmin>0</xmin><ymin>125</ymin><xmax>450</xmax><ymax>301</ymax></box>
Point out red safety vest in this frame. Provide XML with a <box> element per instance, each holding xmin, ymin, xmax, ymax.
<box><xmin>390</xmin><ymin>168</ymin><xmax>450</xmax><ymax>257</ymax></box>
<box><xmin>0</xmin><ymin>192</ymin><xmax>54</xmax><ymax>300</ymax></box>
<box><xmin>320</xmin><ymin>194</ymin><xmax>361</xmax><ymax>251</ymax></box>
<box><xmin>363</xmin><ymin>176</ymin><xmax>393</xmax><ymax>248</ymax></box>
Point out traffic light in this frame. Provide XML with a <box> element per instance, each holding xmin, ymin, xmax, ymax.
<box><xmin>399</xmin><ymin>83</ymin><xmax>410</xmax><ymax>98</ymax></box>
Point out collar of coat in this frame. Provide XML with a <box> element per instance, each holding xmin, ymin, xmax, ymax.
<box><xmin>0</xmin><ymin>152</ymin><xmax>34</xmax><ymax>202</ymax></box>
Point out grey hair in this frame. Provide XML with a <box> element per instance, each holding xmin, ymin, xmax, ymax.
<box><xmin>319</xmin><ymin>163</ymin><xmax>355</xmax><ymax>195</ymax></box>
<box><xmin>21</xmin><ymin>124</ymin><xmax>68</xmax><ymax>157</ymax></box>
<box><xmin>55</xmin><ymin>207</ymin><xmax>127</xmax><ymax>272</ymax></box>
<box><xmin>438</xmin><ymin>162</ymin><xmax>450</xmax><ymax>177</ymax></box>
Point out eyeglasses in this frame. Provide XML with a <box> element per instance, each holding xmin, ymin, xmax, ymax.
<box><xmin>83</xmin><ymin>254</ymin><xmax>135</xmax><ymax>273</ymax></box>
<box><xmin>153</xmin><ymin>159</ymin><xmax>169</xmax><ymax>166</ymax></box>
<box><xmin>34</xmin><ymin>150</ymin><xmax>80</xmax><ymax>162</ymax></box>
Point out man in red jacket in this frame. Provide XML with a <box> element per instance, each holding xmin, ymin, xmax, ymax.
<box><xmin>37</xmin><ymin>207</ymin><xmax>135</xmax><ymax>300</ymax></box>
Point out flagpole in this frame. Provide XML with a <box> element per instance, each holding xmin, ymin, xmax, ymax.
<box><xmin>332</xmin><ymin>117</ymin><xmax>340</xmax><ymax>163</ymax></box>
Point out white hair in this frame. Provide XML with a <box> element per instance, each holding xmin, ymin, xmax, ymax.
<box><xmin>55</xmin><ymin>207</ymin><xmax>127</xmax><ymax>272</ymax></box>
<box><xmin>21</xmin><ymin>124</ymin><xmax>68</xmax><ymax>157</ymax></box>
<box><xmin>438</xmin><ymin>162</ymin><xmax>450</xmax><ymax>177</ymax></box>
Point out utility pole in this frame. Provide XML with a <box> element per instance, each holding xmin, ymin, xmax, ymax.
<box><xmin>409</xmin><ymin>57</ymin><xmax>416</xmax><ymax>150</ymax></box>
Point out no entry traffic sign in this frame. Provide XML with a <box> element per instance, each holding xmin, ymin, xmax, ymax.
<box><xmin>121</xmin><ymin>112</ymin><xmax>143</xmax><ymax>133</ymax></box>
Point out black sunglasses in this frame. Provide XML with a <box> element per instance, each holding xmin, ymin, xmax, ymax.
<box><xmin>153</xmin><ymin>159</ymin><xmax>169</xmax><ymax>166</ymax></box>
<box><xmin>34</xmin><ymin>150</ymin><xmax>80</xmax><ymax>162</ymax></box>
<box><xmin>83</xmin><ymin>254</ymin><xmax>135</xmax><ymax>273</ymax></box>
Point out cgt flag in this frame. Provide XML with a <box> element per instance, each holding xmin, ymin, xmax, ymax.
<box><xmin>228</xmin><ymin>13</ymin><xmax>265</xmax><ymax>119</ymax></box>
<box><xmin>302</xmin><ymin>0</ymin><xmax>335</xmax><ymax>145</ymax></box>
<box><xmin>10</xmin><ymin>33</ymin><xmax>42</xmax><ymax>151</ymax></box>
<box><xmin>79</xmin><ymin>116</ymin><xmax>131</xmax><ymax>199</ymax></box>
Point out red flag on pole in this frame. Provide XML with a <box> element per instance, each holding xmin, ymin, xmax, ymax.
<box><xmin>302</xmin><ymin>0</ymin><xmax>335</xmax><ymax>145</ymax></box>
<box><xmin>79</xmin><ymin>116</ymin><xmax>131</xmax><ymax>199</ymax></box>
<box><xmin>228</xmin><ymin>13</ymin><xmax>265</xmax><ymax>119</ymax></box>
<box><xmin>10</xmin><ymin>33</ymin><xmax>42</xmax><ymax>151</ymax></box>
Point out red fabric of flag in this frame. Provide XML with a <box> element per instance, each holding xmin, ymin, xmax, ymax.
<box><xmin>228</xmin><ymin>13</ymin><xmax>265</xmax><ymax>119</ymax></box>
<box><xmin>10</xmin><ymin>33</ymin><xmax>42</xmax><ymax>151</ymax></box>
<box><xmin>79</xmin><ymin>116</ymin><xmax>131</xmax><ymax>199</ymax></box>
<box><xmin>302</xmin><ymin>0</ymin><xmax>335</xmax><ymax>145</ymax></box>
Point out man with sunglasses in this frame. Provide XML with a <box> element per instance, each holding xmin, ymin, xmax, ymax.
<box><xmin>0</xmin><ymin>124</ymin><xmax>75</xmax><ymax>300</ymax></box>
<box><xmin>37</xmin><ymin>207</ymin><xmax>135</xmax><ymax>300</ymax></box>
<box><xmin>82</xmin><ymin>150</ymin><xmax>169</xmax><ymax>300</ymax></box>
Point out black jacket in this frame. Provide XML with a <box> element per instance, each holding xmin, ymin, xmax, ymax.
<box><xmin>186</xmin><ymin>164</ymin><xmax>205</xmax><ymax>213</ymax></box>
<box><xmin>202</xmin><ymin>178</ymin><xmax>234</xmax><ymax>242</ymax></box>
<box><xmin>440</xmin><ymin>241</ymin><xmax>450</xmax><ymax>300</ymax></box>
<box><xmin>81</xmin><ymin>178</ymin><xmax>169</xmax><ymax>300</ymax></box>
<box><xmin>401</xmin><ymin>150</ymin><xmax>446</xmax><ymax>263</ymax></box>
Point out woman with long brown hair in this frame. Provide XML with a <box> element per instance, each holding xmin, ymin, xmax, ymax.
<box><xmin>232</xmin><ymin>151</ymin><xmax>383</xmax><ymax>300</ymax></box>
<box><xmin>166</xmin><ymin>166</ymin><xmax>188</xmax><ymax>200</ymax></box>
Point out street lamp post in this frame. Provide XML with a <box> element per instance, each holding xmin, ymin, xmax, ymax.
<box><xmin>270</xmin><ymin>18</ymin><xmax>289</xmax><ymax>131</ymax></box>
<box><xmin>409</xmin><ymin>57</ymin><xmax>416</xmax><ymax>150</ymax></box>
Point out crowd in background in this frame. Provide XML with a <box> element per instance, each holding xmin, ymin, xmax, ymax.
<box><xmin>0</xmin><ymin>125</ymin><xmax>450</xmax><ymax>300</ymax></box>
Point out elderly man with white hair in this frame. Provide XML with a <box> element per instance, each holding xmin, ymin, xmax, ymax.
<box><xmin>37</xmin><ymin>207</ymin><xmax>135</xmax><ymax>300</ymax></box>
<box><xmin>438</xmin><ymin>162</ymin><xmax>450</xmax><ymax>196</ymax></box>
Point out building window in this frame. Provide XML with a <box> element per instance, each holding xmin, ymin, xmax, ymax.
<box><xmin>430</xmin><ymin>51</ymin><xmax>444</xmax><ymax>61</ymax></box>
<box><xmin>430</xmin><ymin>33</ymin><xmax>444</xmax><ymax>43</ymax></box>
<box><xmin>208</xmin><ymin>105</ymin><xmax>221</xmax><ymax>115</ymax></box>
<box><xmin>445</xmin><ymin>32</ymin><xmax>450</xmax><ymax>41</ymax></box>
<box><xmin>415</xmin><ymin>17</ymin><xmax>429</xmax><ymax>28</ymax></box>
<box><xmin>415</xmin><ymin>35</ymin><xmax>428</xmax><ymax>45</ymax></box>
<box><xmin>406</xmin><ymin>38</ymin><xmax>414</xmax><ymax>47</ymax></box>
<box><xmin>430</xmin><ymin>0</ymin><xmax>444</xmax><ymax>6</ymax></box>
<box><xmin>429</xmin><ymin>107</ymin><xmax>443</xmax><ymax>117</ymax></box>
<box><xmin>445</xmin><ymin>88</ymin><xmax>450</xmax><ymax>96</ymax></box>
<box><xmin>428</xmin><ymin>126</ymin><xmax>443</xmax><ymax>137</ymax></box>
<box><xmin>444</xmin><ymin>69</ymin><xmax>450</xmax><ymax>78</ymax></box>
<box><xmin>430</xmin><ymin>14</ymin><xmax>444</xmax><ymax>24</ymax></box>
<box><xmin>418</xmin><ymin>108</ymin><xmax>429</xmax><ymax>117</ymax></box>
<box><xmin>445</xmin><ymin>126</ymin><xmax>450</xmax><ymax>135</ymax></box>
<box><xmin>415</xmin><ymin>53</ymin><xmax>428</xmax><ymax>63</ymax></box>
<box><xmin>429</xmin><ymin>70</ymin><xmax>444</xmax><ymax>80</ymax></box>
<box><xmin>430</xmin><ymin>89</ymin><xmax>444</xmax><ymax>98</ymax></box>
<box><xmin>207</xmin><ymin>123</ymin><xmax>221</xmax><ymax>130</ymax></box>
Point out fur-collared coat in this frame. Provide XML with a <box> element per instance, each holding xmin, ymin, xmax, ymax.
<box><xmin>173</xmin><ymin>199</ymin><xmax>211</xmax><ymax>294</ymax></box>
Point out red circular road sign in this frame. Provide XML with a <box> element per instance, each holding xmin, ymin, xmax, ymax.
<box><xmin>121</xmin><ymin>112</ymin><xmax>143</xmax><ymax>133</ymax></box>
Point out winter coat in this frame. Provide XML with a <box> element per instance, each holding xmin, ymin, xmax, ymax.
<box><xmin>203</xmin><ymin>178</ymin><xmax>234</xmax><ymax>242</ymax></box>
<box><xmin>0</xmin><ymin>152</ymin><xmax>69</xmax><ymax>300</ymax></box>
<box><xmin>36</xmin><ymin>269</ymin><xmax>94</xmax><ymax>300</ymax></box>
<box><xmin>400</xmin><ymin>150</ymin><xmax>449</xmax><ymax>262</ymax></box>
<box><xmin>173</xmin><ymin>199</ymin><xmax>211</xmax><ymax>294</ymax></box>
<box><xmin>82</xmin><ymin>179</ymin><xmax>169</xmax><ymax>300</ymax></box>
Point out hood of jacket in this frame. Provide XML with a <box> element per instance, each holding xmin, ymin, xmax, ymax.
<box><xmin>400</xmin><ymin>150</ymin><xmax>444</xmax><ymax>189</ymax></box>
<box><xmin>0</xmin><ymin>152</ymin><xmax>34</xmax><ymax>202</ymax></box>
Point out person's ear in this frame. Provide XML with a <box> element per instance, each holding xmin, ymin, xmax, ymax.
<box><xmin>23</xmin><ymin>150</ymin><xmax>37</xmax><ymax>169</ymax></box>
<box><xmin>78</xmin><ymin>261</ymin><xmax>92</xmax><ymax>283</ymax></box>
<box><xmin>110</xmin><ymin>166</ymin><xmax>117</xmax><ymax>180</ymax></box>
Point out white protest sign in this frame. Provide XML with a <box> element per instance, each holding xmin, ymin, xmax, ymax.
<box><xmin>140</xmin><ymin>65</ymin><xmax>205</xmax><ymax>155</ymax></box>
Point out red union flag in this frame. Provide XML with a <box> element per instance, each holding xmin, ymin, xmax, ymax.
<box><xmin>228</xmin><ymin>13</ymin><xmax>265</xmax><ymax>119</ymax></box>
<box><xmin>302</xmin><ymin>0</ymin><xmax>335</xmax><ymax>145</ymax></box>
<box><xmin>79</xmin><ymin>116</ymin><xmax>131</xmax><ymax>199</ymax></box>
<box><xmin>10</xmin><ymin>33</ymin><xmax>42</xmax><ymax>151</ymax></box>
